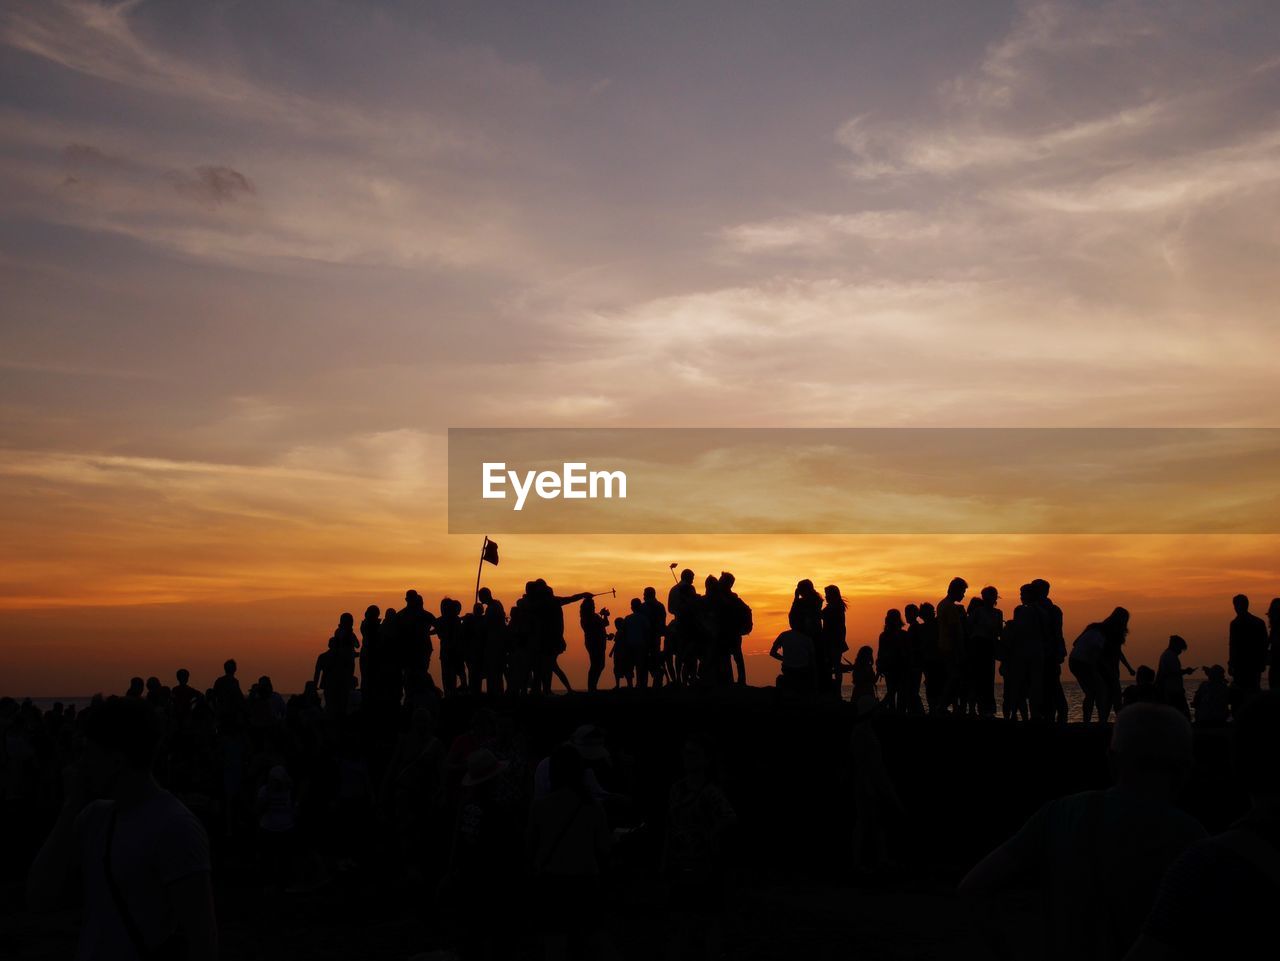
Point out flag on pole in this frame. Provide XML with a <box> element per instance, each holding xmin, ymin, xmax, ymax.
<box><xmin>481</xmin><ymin>537</ymin><xmax>499</xmax><ymax>566</ymax></box>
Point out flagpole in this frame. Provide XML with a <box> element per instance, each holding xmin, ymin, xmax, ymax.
<box><xmin>474</xmin><ymin>536</ymin><xmax>487</xmax><ymax>606</ymax></box>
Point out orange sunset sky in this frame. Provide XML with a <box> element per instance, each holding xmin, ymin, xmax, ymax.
<box><xmin>3</xmin><ymin>1</ymin><xmax>1280</xmax><ymax>696</ymax></box>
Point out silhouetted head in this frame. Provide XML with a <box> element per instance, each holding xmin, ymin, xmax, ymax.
<box><xmin>580</xmin><ymin>595</ymin><xmax>595</xmax><ymax>614</ymax></box>
<box><xmin>855</xmin><ymin>645</ymin><xmax>874</xmax><ymax>666</ymax></box>
<box><xmin>904</xmin><ymin>603</ymin><xmax>919</xmax><ymax>622</ymax></box>
<box><xmin>1109</xmin><ymin>703</ymin><xmax>1194</xmax><ymax>797</ymax></box>
<box><xmin>1102</xmin><ymin>606</ymin><xmax>1130</xmax><ymax>641</ymax></box>
<box><xmin>224</xmin><ymin>659</ymin><xmax>237</xmax><ymax>676</ymax></box>
<box><xmin>1031</xmin><ymin>578</ymin><xmax>1051</xmax><ymax>599</ymax></box>
<box><xmin>706</xmin><ymin>575</ymin><xmax>719</xmax><ymax>593</ymax></box>
<box><xmin>1019</xmin><ymin>583</ymin><xmax>1034</xmax><ymax>604</ymax></box>
<box><xmin>472</xmin><ymin>603</ymin><xmax>484</xmax><ymax>616</ymax></box>
<box><xmin>364</xmin><ymin>604</ymin><xmax>380</xmax><ymax>621</ymax></box>
<box><xmin>175</xmin><ymin>668</ymin><xmax>190</xmax><ymax>685</ymax></box>
<box><xmin>884</xmin><ymin>608</ymin><xmax>903</xmax><ymax>630</ymax></box>
<box><xmin>145</xmin><ymin>676</ymin><xmax>161</xmax><ymax>693</ymax></box>
<box><xmin>919</xmin><ymin>602</ymin><xmax>936</xmax><ymax>622</ymax></box>
<box><xmin>478</xmin><ymin>587</ymin><xmax>493</xmax><ymax>604</ymax></box>
<box><xmin>258</xmin><ymin>676</ymin><xmax>273</xmax><ymax>694</ymax></box>
<box><xmin>525</xmin><ymin>581</ymin><xmax>537</xmax><ymax>594</ymax></box>
<box><xmin>630</xmin><ymin>597</ymin><xmax>642</xmax><ymax>612</ymax></box>
<box><xmin>1135</xmin><ymin>665</ymin><xmax>1156</xmax><ymax>686</ymax></box>
<box><xmin>680</xmin><ymin>568</ymin><xmax>694</xmax><ymax>584</ymax></box>
<box><xmin>548</xmin><ymin>743</ymin><xmax>587</xmax><ymax>797</ymax></box>
<box><xmin>1167</xmin><ymin>634</ymin><xmax>1188</xmax><ymax>654</ymax></box>
<box><xmin>1269</xmin><ymin>598</ymin><xmax>1280</xmax><ymax>623</ymax></box>
<box><xmin>1233</xmin><ymin>691</ymin><xmax>1280</xmax><ymax>802</ymax></box>
<box><xmin>825</xmin><ymin>584</ymin><xmax>846</xmax><ymax>609</ymax></box>
<box><xmin>82</xmin><ymin>697</ymin><xmax>161</xmax><ymax>791</ymax></box>
<box><xmin>643</xmin><ymin>586</ymin><xmax>656</xmax><ymax>600</ymax></box>
<box><xmin>981</xmin><ymin>586</ymin><xmax>998</xmax><ymax>605</ymax></box>
<box><xmin>796</xmin><ymin>579</ymin><xmax>817</xmax><ymax>599</ymax></box>
<box><xmin>947</xmin><ymin>577</ymin><xmax>968</xmax><ymax>602</ymax></box>
<box><xmin>126</xmin><ymin>677</ymin><xmax>144</xmax><ymax>696</ymax></box>
<box><xmin>720</xmin><ymin>571</ymin><xmax>736</xmax><ymax>590</ymax></box>
<box><xmin>1233</xmin><ymin>593</ymin><xmax>1249</xmax><ymax>614</ymax></box>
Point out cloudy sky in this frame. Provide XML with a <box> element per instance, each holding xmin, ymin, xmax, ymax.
<box><xmin>3</xmin><ymin>0</ymin><xmax>1279</xmax><ymax>693</ymax></box>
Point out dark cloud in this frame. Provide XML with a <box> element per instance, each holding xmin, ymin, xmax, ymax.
<box><xmin>169</xmin><ymin>165</ymin><xmax>256</xmax><ymax>205</ymax></box>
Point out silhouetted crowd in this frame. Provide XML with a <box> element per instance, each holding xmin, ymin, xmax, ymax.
<box><xmin>4</xmin><ymin>572</ymin><xmax>1278</xmax><ymax>961</ymax></box>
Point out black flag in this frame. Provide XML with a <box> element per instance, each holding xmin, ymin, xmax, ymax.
<box><xmin>482</xmin><ymin>537</ymin><xmax>499</xmax><ymax>566</ymax></box>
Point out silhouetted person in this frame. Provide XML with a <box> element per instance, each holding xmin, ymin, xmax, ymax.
<box><xmin>1228</xmin><ymin>593</ymin><xmax>1268</xmax><ymax>696</ymax></box>
<box><xmin>770</xmin><ymin>626</ymin><xmax>815</xmax><ymax>692</ymax></box>
<box><xmin>1033</xmin><ymin>579</ymin><xmax>1068</xmax><ymax>725</ymax></box>
<box><xmin>1002</xmin><ymin>595</ymin><xmax>1036</xmax><ymax>721</ymax></box>
<box><xmin>314</xmin><ymin>635</ymin><xmax>353</xmax><ymax>718</ymax></box>
<box><xmin>850</xmin><ymin>645</ymin><xmax>878</xmax><ymax>703</ymax></box>
<box><xmin>1156</xmin><ymin>635</ymin><xmax>1195</xmax><ymax>718</ymax></box>
<box><xmin>211</xmin><ymin>659</ymin><xmax>243</xmax><ymax>721</ymax></box>
<box><xmin>477</xmin><ymin>587</ymin><xmax>507</xmax><ymax>696</ymax></box>
<box><xmin>930</xmin><ymin>578</ymin><xmax>967</xmax><ymax>714</ymax></box>
<box><xmin>436</xmin><ymin>597</ymin><xmax>466</xmax><ymax>694</ymax></box>
<box><xmin>640</xmin><ymin>586</ymin><xmax>668</xmax><ymax>688</ymax></box>
<box><xmin>527</xmin><ymin>744</ymin><xmax>615</xmax><ymax>961</ymax></box>
<box><xmin>580</xmin><ymin>596</ymin><xmax>609</xmax><ymax>693</ymax></box>
<box><xmin>667</xmin><ymin>569</ymin><xmax>698</xmax><ymax>685</ymax></box>
<box><xmin>1191</xmin><ymin>665</ymin><xmax>1230</xmax><ymax>726</ymax></box>
<box><xmin>1071</xmin><ymin>618</ymin><xmax>1109</xmax><ymax>724</ymax></box>
<box><xmin>449</xmin><ymin>747</ymin><xmax>518</xmax><ymax>960</ymax></box>
<box><xmin>877</xmin><ymin>609</ymin><xmax>909</xmax><ymax>711</ymax></box>
<box><xmin>967</xmin><ymin>586</ymin><xmax>1002</xmax><ymax>717</ymax></box>
<box><xmin>533</xmin><ymin>581</ymin><xmax>589</xmax><ymax>694</ymax></box>
<box><xmin>27</xmin><ymin>696</ymin><xmax>218</xmax><ymax>961</ymax></box>
<box><xmin>126</xmin><ymin>677</ymin><xmax>144</xmax><ymax>699</ymax></box>
<box><xmin>398</xmin><ymin>590</ymin><xmax>436</xmax><ymax>705</ymax></box>
<box><xmin>822</xmin><ymin>584</ymin><xmax>849</xmax><ymax>697</ymax></box>
<box><xmin>664</xmin><ymin>737</ymin><xmax>736</xmax><ymax>961</ymax></box>
<box><xmin>1097</xmin><ymin>607</ymin><xmax>1136</xmax><ymax>723</ymax></box>
<box><xmin>462</xmin><ymin>602</ymin><xmax>486</xmax><ymax>692</ymax></box>
<box><xmin>1123</xmin><ymin>666</ymin><xmax>1162</xmax><ymax>708</ymax></box>
<box><xmin>171</xmin><ymin>669</ymin><xmax>198</xmax><ymax>717</ymax></box>
<box><xmin>961</xmin><ymin>704</ymin><xmax>1205</xmax><ymax>961</ymax></box>
<box><xmin>1128</xmin><ymin>692</ymin><xmax>1280</xmax><ymax>960</ymax></box>
<box><xmin>790</xmin><ymin>580</ymin><xmax>824</xmax><ymax>688</ymax></box>
<box><xmin>718</xmin><ymin>572</ymin><xmax>752</xmax><ymax>686</ymax></box>
<box><xmin>903</xmin><ymin>603</ymin><xmax>926</xmax><ymax>714</ymax></box>
<box><xmin>358</xmin><ymin>604</ymin><xmax>391</xmax><ymax>713</ymax></box>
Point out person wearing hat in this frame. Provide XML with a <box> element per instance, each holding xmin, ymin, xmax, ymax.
<box><xmin>448</xmin><ymin>747</ymin><xmax>516</xmax><ymax>959</ymax></box>
<box><xmin>961</xmin><ymin>704</ymin><xmax>1206</xmax><ymax>961</ymax></box>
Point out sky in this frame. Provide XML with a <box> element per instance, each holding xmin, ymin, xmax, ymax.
<box><xmin>2</xmin><ymin>0</ymin><xmax>1279</xmax><ymax>695</ymax></box>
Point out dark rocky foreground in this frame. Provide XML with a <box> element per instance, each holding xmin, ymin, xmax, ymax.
<box><xmin>5</xmin><ymin>687</ymin><xmax>1244</xmax><ymax>960</ymax></box>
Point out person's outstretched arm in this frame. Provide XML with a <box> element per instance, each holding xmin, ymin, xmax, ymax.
<box><xmin>26</xmin><ymin>767</ymin><xmax>85</xmax><ymax>911</ymax></box>
<box><xmin>1119</xmin><ymin>650</ymin><xmax>1136</xmax><ymax>675</ymax></box>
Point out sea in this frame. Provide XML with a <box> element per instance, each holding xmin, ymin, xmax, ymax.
<box><xmin>19</xmin><ymin>678</ymin><xmax>1258</xmax><ymax>724</ymax></box>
